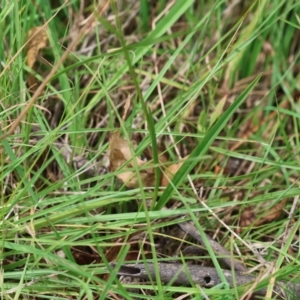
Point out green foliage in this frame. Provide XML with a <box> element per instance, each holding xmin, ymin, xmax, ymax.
<box><xmin>0</xmin><ymin>0</ymin><xmax>299</xmax><ymax>299</ymax></box>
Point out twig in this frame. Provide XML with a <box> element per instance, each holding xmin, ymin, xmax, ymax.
<box><xmin>178</xmin><ymin>220</ymin><xmax>248</xmax><ymax>272</ymax></box>
<box><xmin>111</xmin><ymin>262</ymin><xmax>300</xmax><ymax>299</ymax></box>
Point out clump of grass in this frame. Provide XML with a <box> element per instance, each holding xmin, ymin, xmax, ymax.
<box><xmin>1</xmin><ymin>0</ymin><xmax>300</xmax><ymax>299</ymax></box>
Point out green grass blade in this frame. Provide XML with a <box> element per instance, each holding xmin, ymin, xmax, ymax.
<box><xmin>155</xmin><ymin>75</ymin><xmax>261</xmax><ymax>209</ymax></box>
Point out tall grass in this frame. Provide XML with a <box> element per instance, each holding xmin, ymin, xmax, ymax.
<box><xmin>0</xmin><ymin>0</ymin><xmax>299</xmax><ymax>299</ymax></box>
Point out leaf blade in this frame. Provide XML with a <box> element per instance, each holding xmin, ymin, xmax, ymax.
<box><xmin>155</xmin><ymin>75</ymin><xmax>261</xmax><ymax>210</ymax></box>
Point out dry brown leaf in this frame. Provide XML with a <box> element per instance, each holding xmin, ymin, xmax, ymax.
<box><xmin>239</xmin><ymin>199</ymin><xmax>287</xmax><ymax>228</ymax></box>
<box><xmin>109</xmin><ymin>132</ymin><xmax>187</xmax><ymax>188</ymax></box>
<box><xmin>26</xmin><ymin>26</ymin><xmax>48</xmax><ymax>89</ymax></box>
<box><xmin>109</xmin><ymin>131</ymin><xmax>154</xmax><ymax>188</ymax></box>
<box><xmin>109</xmin><ymin>131</ymin><xmax>145</xmax><ymax>169</ymax></box>
<box><xmin>161</xmin><ymin>161</ymin><xmax>184</xmax><ymax>187</ymax></box>
<box><xmin>26</xmin><ymin>26</ymin><xmax>48</xmax><ymax>69</ymax></box>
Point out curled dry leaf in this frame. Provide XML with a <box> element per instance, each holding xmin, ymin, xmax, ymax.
<box><xmin>26</xmin><ymin>26</ymin><xmax>48</xmax><ymax>69</ymax></box>
<box><xmin>109</xmin><ymin>131</ymin><xmax>154</xmax><ymax>188</ymax></box>
<box><xmin>160</xmin><ymin>160</ymin><xmax>184</xmax><ymax>187</ymax></box>
<box><xmin>239</xmin><ymin>199</ymin><xmax>287</xmax><ymax>228</ymax></box>
<box><xmin>109</xmin><ymin>132</ymin><xmax>186</xmax><ymax>188</ymax></box>
<box><xmin>26</xmin><ymin>26</ymin><xmax>48</xmax><ymax>88</ymax></box>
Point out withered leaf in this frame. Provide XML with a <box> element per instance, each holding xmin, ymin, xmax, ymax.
<box><xmin>109</xmin><ymin>132</ymin><xmax>185</xmax><ymax>188</ymax></box>
<box><xmin>109</xmin><ymin>131</ymin><xmax>154</xmax><ymax>188</ymax></box>
<box><xmin>109</xmin><ymin>132</ymin><xmax>145</xmax><ymax>169</ymax></box>
<box><xmin>26</xmin><ymin>26</ymin><xmax>48</xmax><ymax>69</ymax></box>
<box><xmin>26</xmin><ymin>26</ymin><xmax>48</xmax><ymax>89</ymax></box>
<box><xmin>160</xmin><ymin>160</ymin><xmax>184</xmax><ymax>187</ymax></box>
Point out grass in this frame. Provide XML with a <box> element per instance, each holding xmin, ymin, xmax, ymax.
<box><xmin>1</xmin><ymin>0</ymin><xmax>300</xmax><ymax>299</ymax></box>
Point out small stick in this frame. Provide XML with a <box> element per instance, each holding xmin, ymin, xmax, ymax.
<box><xmin>178</xmin><ymin>221</ymin><xmax>248</xmax><ymax>272</ymax></box>
<box><xmin>111</xmin><ymin>262</ymin><xmax>300</xmax><ymax>299</ymax></box>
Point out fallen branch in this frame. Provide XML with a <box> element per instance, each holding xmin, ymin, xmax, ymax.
<box><xmin>111</xmin><ymin>262</ymin><xmax>300</xmax><ymax>299</ymax></box>
<box><xmin>178</xmin><ymin>220</ymin><xmax>248</xmax><ymax>272</ymax></box>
